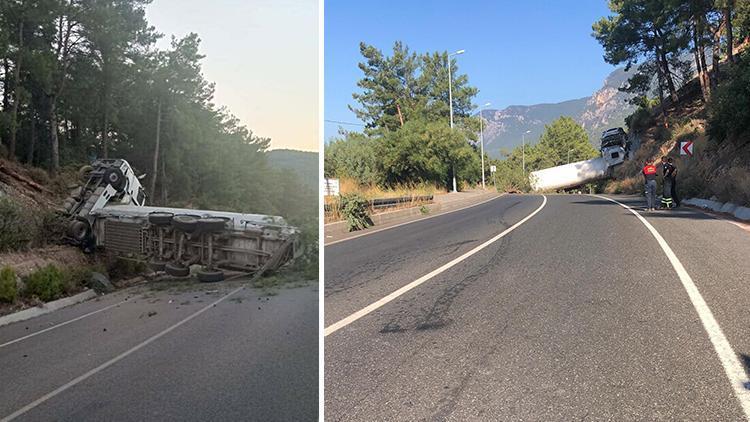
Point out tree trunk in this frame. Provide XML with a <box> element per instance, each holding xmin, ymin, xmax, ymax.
<box><xmin>2</xmin><ymin>59</ymin><xmax>9</xmax><ymax>148</ymax></box>
<box><xmin>725</xmin><ymin>5</ymin><xmax>734</xmax><ymax>64</ymax></box>
<box><xmin>8</xmin><ymin>21</ymin><xmax>24</xmax><ymax>161</ymax></box>
<box><xmin>698</xmin><ymin>36</ymin><xmax>711</xmax><ymax>98</ymax></box>
<box><xmin>659</xmin><ymin>50</ymin><xmax>678</xmax><ymax>103</ymax></box>
<box><xmin>149</xmin><ymin>99</ymin><xmax>162</xmax><ymax>199</ymax></box>
<box><xmin>711</xmin><ymin>24</ymin><xmax>722</xmax><ymax>86</ymax></box>
<box><xmin>48</xmin><ymin>98</ymin><xmax>59</xmax><ymax>174</ymax></box>
<box><xmin>27</xmin><ymin>117</ymin><xmax>35</xmax><ymax>164</ymax></box>
<box><xmin>396</xmin><ymin>103</ymin><xmax>404</xmax><ymax>127</ymax></box>
<box><xmin>160</xmin><ymin>153</ymin><xmax>167</xmax><ymax>204</ymax></box>
<box><xmin>101</xmin><ymin>55</ymin><xmax>110</xmax><ymax>159</ymax></box>
<box><xmin>693</xmin><ymin>22</ymin><xmax>710</xmax><ymax>102</ymax></box>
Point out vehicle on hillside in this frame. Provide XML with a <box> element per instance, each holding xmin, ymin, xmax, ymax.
<box><xmin>61</xmin><ymin>159</ymin><xmax>300</xmax><ymax>282</ymax></box>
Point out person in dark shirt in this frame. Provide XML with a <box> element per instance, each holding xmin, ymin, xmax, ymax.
<box><xmin>660</xmin><ymin>156</ymin><xmax>674</xmax><ymax>208</ymax></box>
<box><xmin>643</xmin><ymin>158</ymin><xmax>658</xmax><ymax>211</ymax></box>
<box><xmin>667</xmin><ymin>157</ymin><xmax>679</xmax><ymax>206</ymax></box>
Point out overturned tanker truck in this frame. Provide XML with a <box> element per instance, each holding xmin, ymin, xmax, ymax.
<box><xmin>529</xmin><ymin>127</ymin><xmax>631</xmax><ymax>192</ymax></box>
<box><xmin>61</xmin><ymin>159</ymin><xmax>300</xmax><ymax>282</ymax></box>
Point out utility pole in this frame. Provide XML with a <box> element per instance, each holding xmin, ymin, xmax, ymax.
<box><xmin>478</xmin><ymin>102</ymin><xmax>490</xmax><ymax>189</ymax></box>
<box><xmin>447</xmin><ymin>49</ymin><xmax>464</xmax><ymax>193</ymax></box>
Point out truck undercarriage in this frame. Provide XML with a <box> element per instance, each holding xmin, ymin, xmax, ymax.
<box><xmin>61</xmin><ymin>159</ymin><xmax>300</xmax><ymax>282</ymax></box>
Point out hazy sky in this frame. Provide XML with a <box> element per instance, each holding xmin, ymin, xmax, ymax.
<box><xmin>146</xmin><ymin>0</ymin><xmax>318</xmax><ymax>152</ymax></box>
<box><xmin>325</xmin><ymin>0</ymin><xmax>615</xmax><ymax>141</ymax></box>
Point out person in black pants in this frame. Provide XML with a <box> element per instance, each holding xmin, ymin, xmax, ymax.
<box><xmin>667</xmin><ymin>157</ymin><xmax>679</xmax><ymax>206</ymax></box>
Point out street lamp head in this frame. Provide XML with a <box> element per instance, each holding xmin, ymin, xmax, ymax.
<box><xmin>451</xmin><ymin>49</ymin><xmax>465</xmax><ymax>56</ymax></box>
<box><xmin>525</xmin><ymin>130</ymin><xmax>531</xmax><ymax>134</ymax></box>
<box><xmin>482</xmin><ymin>102</ymin><xmax>491</xmax><ymax>107</ymax></box>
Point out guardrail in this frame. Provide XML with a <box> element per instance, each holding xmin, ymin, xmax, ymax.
<box><xmin>324</xmin><ymin>195</ymin><xmax>433</xmax><ymax>212</ymax></box>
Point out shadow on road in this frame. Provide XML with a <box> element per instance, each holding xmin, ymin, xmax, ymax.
<box><xmin>742</xmin><ymin>354</ymin><xmax>750</xmax><ymax>391</ymax></box>
<box><xmin>570</xmin><ymin>196</ymin><xmax>720</xmax><ymax>222</ymax></box>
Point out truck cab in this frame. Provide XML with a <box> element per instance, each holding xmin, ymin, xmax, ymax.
<box><xmin>600</xmin><ymin>127</ymin><xmax>628</xmax><ymax>167</ymax></box>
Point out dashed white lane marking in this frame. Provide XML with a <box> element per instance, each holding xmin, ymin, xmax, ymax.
<box><xmin>0</xmin><ymin>299</ymin><xmax>128</xmax><ymax>349</ymax></box>
<box><xmin>594</xmin><ymin>194</ymin><xmax>750</xmax><ymax>420</ymax></box>
<box><xmin>325</xmin><ymin>194</ymin><xmax>503</xmax><ymax>246</ymax></box>
<box><xmin>325</xmin><ymin>195</ymin><xmax>547</xmax><ymax>337</ymax></box>
<box><xmin>0</xmin><ymin>286</ymin><xmax>244</xmax><ymax>422</ymax></box>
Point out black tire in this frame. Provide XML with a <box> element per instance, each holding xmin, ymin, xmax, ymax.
<box><xmin>148</xmin><ymin>212</ymin><xmax>174</xmax><ymax>226</ymax></box>
<box><xmin>197</xmin><ymin>217</ymin><xmax>229</xmax><ymax>233</ymax></box>
<box><xmin>172</xmin><ymin>215</ymin><xmax>199</xmax><ymax>232</ymax></box>
<box><xmin>67</xmin><ymin>220</ymin><xmax>90</xmax><ymax>242</ymax></box>
<box><xmin>165</xmin><ymin>262</ymin><xmax>190</xmax><ymax>277</ymax></box>
<box><xmin>149</xmin><ymin>260</ymin><xmax>168</xmax><ymax>272</ymax></box>
<box><xmin>103</xmin><ymin>168</ymin><xmax>125</xmax><ymax>191</ymax></box>
<box><xmin>197</xmin><ymin>268</ymin><xmax>224</xmax><ymax>283</ymax></box>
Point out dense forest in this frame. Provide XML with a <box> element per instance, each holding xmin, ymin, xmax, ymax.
<box><xmin>0</xmin><ymin>0</ymin><xmax>316</xmax><ymax>261</ymax></box>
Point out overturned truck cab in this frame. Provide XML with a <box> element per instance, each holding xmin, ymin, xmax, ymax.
<box><xmin>61</xmin><ymin>159</ymin><xmax>300</xmax><ymax>282</ymax></box>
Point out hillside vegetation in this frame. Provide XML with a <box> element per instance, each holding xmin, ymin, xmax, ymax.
<box><xmin>0</xmin><ymin>2</ymin><xmax>316</xmax><ymax>276</ymax></box>
<box><xmin>594</xmin><ymin>0</ymin><xmax>750</xmax><ymax>206</ymax></box>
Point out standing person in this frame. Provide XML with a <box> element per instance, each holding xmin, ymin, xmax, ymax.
<box><xmin>668</xmin><ymin>157</ymin><xmax>679</xmax><ymax>206</ymax></box>
<box><xmin>643</xmin><ymin>158</ymin><xmax>658</xmax><ymax>211</ymax></box>
<box><xmin>660</xmin><ymin>156</ymin><xmax>674</xmax><ymax>209</ymax></box>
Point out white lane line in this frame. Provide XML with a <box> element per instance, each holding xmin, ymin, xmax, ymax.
<box><xmin>325</xmin><ymin>194</ymin><xmax>503</xmax><ymax>246</ymax></box>
<box><xmin>0</xmin><ymin>286</ymin><xmax>244</xmax><ymax>422</ymax></box>
<box><xmin>594</xmin><ymin>194</ymin><xmax>750</xmax><ymax>419</ymax></box>
<box><xmin>325</xmin><ymin>195</ymin><xmax>547</xmax><ymax>337</ymax></box>
<box><xmin>0</xmin><ymin>299</ymin><xmax>128</xmax><ymax>349</ymax></box>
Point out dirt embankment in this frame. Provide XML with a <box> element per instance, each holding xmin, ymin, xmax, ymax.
<box><xmin>0</xmin><ymin>158</ymin><xmax>86</xmax><ymax>271</ymax></box>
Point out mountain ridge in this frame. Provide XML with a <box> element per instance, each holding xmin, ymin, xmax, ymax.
<box><xmin>480</xmin><ymin>67</ymin><xmax>635</xmax><ymax>158</ymax></box>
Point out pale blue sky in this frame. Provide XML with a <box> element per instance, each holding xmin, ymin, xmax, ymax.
<box><xmin>146</xmin><ymin>0</ymin><xmax>319</xmax><ymax>151</ymax></box>
<box><xmin>325</xmin><ymin>0</ymin><xmax>616</xmax><ymax>141</ymax></box>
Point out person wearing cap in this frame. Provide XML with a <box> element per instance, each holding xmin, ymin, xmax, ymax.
<box><xmin>643</xmin><ymin>158</ymin><xmax>658</xmax><ymax>211</ymax></box>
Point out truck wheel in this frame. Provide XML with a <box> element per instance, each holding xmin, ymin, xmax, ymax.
<box><xmin>172</xmin><ymin>215</ymin><xmax>199</xmax><ymax>232</ymax></box>
<box><xmin>148</xmin><ymin>212</ymin><xmax>174</xmax><ymax>226</ymax></box>
<box><xmin>103</xmin><ymin>168</ymin><xmax>125</xmax><ymax>191</ymax></box>
<box><xmin>197</xmin><ymin>217</ymin><xmax>229</xmax><ymax>233</ymax></box>
<box><xmin>149</xmin><ymin>260</ymin><xmax>168</xmax><ymax>272</ymax></box>
<box><xmin>197</xmin><ymin>268</ymin><xmax>224</xmax><ymax>283</ymax></box>
<box><xmin>165</xmin><ymin>263</ymin><xmax>189</xmax><ymax>277</ymax></box>
<box><xmin>67</xmin><ymin>220</ymin><xmax>90</xmax><ymax>242</ymax></box>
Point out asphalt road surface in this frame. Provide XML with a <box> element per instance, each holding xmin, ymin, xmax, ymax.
<box><xmin>0</xmin><ymin>279</ymin><xmax>318</xmax><ymax>421</ymax></box>
<box><xmin>325</xmin><ymin>194</ymin><xmax>750</xmax><ymax>421</ymax></box>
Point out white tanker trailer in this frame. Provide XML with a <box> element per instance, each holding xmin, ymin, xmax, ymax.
<box><xmin>529</xmin><ymin>127</ymin><xmax>630</xmax><ymax>192</ymax></box>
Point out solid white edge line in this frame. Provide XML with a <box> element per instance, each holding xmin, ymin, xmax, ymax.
<box><xmin>325</xmin><ymin>193</ymin><xmax>503</xmax><ymax>246</ymax></box>
<box><xmin>0</xmin><ymin>286</ymin><xmax>245</xmax><ymax>422</ymax></box>
<box><xmin>0</xmin><ymin>299</ymin><xmax>128</xmax><ymax>349</ymax></box>
<box><xmin>324</xmin><ymin>195</ymin><xmax>547</xmax><ymax>337</ymax></box>
<box><xmin>593</xmin><ymin>194</ymin><xmax>750</xmax><ymax>419</ymax></box>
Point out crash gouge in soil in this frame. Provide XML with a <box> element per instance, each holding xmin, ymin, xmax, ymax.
<box><xmin>60</xmin><ymin>159</ymin><xmax>300</xmax><ymax>282</ymax></box>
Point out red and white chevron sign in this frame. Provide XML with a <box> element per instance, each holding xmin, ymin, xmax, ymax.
<box><xmin>680</xmin><ymin>141</ymin><xmax>694</xmax><ymax>157</ymax></box>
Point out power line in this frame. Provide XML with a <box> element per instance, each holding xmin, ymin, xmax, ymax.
<box><xmin>324</xmin><ymin>119</ymin><xmax>365</xmax><ymax>127</ymax></box>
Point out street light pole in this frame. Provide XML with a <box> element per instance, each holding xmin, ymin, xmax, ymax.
<box><xmin>448</xmin><ymin>49</ymin><xmax>464</xmax><ymax>193</ymax></box>
<box><xmin>478</xmin><ymin>102</ymin><xmax>490</xmax><ymax>189</ymax></box>
<box><xmin>522</xmin><ymin>130</ymin><xmax>530</xmax><ymax>174</ymax></box>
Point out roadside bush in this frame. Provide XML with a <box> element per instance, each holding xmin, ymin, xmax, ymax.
<box><xmin>23</xmin><ymin>264</ymin><xmax>65</xmax><ymax>302</ymax></box>
<box><xmin>0</xmin><ymin>266</ymin><xmax>17</xmax><ymax>303</ymax></box>
<box><xmin>0</xmin><ymin>197</ymin><xmax>33</xmax><ymax>251</ymax></box>
<box><xmin>625</xmin><ymin>107</ymin><xmax>653</xmax><ymax>134</ymax></box>
<box><xmin>340</xmin><ymin>194</ymin><xmax>372</xmax><ymax>232</ymax></box>
<box><xmin>34</xmin><ymin>210</ymin><xmax>67</xmax><ymax>246</ymax></box>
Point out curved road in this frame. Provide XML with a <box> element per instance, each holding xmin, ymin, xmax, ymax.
<box><xmin>324</xmin><ymin>194</ymin><xmax>750</xmax><ymax>421</ymax></box>
<box><xmin>0</xmin><ymin>280</ymin><xmax>318</xmax><ymax>421</ymax></box>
